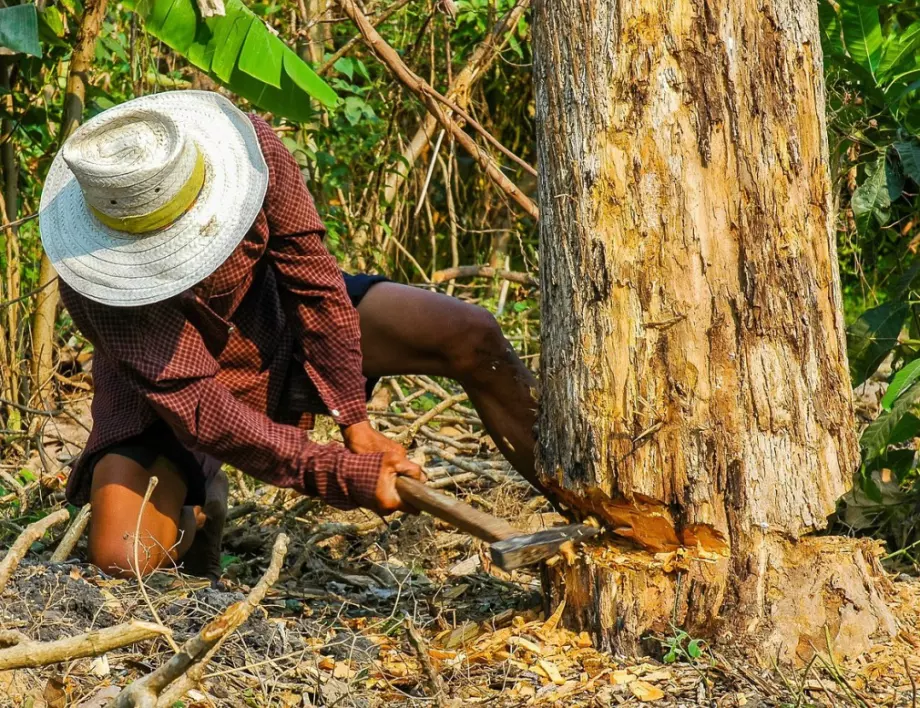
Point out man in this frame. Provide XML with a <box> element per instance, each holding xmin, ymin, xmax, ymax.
<box><xmin>40</xmin><ymin>90</ymin><xmax>542</xmax><ymax>578</ymax></box>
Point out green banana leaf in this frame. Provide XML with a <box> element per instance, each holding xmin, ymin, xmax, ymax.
<box><xmin>126</xmin><ymin>0</ymin><xmax>338</xmax><ymax>121</ymax></box>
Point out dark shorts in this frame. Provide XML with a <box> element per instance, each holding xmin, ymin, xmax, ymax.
<box><xmin>88</xmin><ymin>272</ymin><xmax>389</xmax><ymax>506</ymax></box>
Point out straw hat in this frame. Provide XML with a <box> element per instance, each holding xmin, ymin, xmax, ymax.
<box><xmin>39</xmin><ymin>91</ymin><xmax>269</xmax><ymax>307</ymax></box>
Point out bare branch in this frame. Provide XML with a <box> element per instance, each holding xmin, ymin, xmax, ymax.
<box><xmin>335</xmin><ymin>0</ymin><xmax>539</xmax><ymax>219</ymax></box>
<box><xmin>0</xmin><ymin>622</ymin><xmax>171</xmax><ymax>670</ymax></box>
<box><xmin>50</xmin><ymin>503</ymin><xmax>92</xmax><ymax>562</ymax></box>
<box><xmin>0</xmin><ymin>508</ymin><xmax>69</xmax><ymax>590</ymax></box>
<box><xmin>431</xmin><ymin>265</ymin><xmax>537</xmax><ymax>287</ymax></box>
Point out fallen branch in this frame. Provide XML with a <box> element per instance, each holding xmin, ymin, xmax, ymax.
<box><xmin>111</xmin><ymin>533</ymin><xmax>289</xmax><ymax>708</ymax></box>
<box><xmin>0</xmin><ymin>621</ymin><xmax>171</xmax><ymax>670</ymax></box>
<box><xmin>431</xmin><ymin>265</ymin><xmax>537</xmax><ymax>287</ymax></box>
<box><xmin>50</xmin><ymin>503</ymin><xmax>92</xmax><ymax>562</ymax></box>
<box><xmin>0</xmin><ymin>508</ymin><xmax>69</xmax><ymax>590</ymax></box>
<box><xmin>336</xmin><ymin>0</ymin><xmax>538</xmax><ymax>219</ymax></box>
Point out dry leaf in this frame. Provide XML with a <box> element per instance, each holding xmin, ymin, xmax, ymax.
<box><xmin>318</xmin><ymin>656</ymin><xmax>335</xmax><ymax>670</ymax></box>
<box><xmin>630</xmin><ymin>680</ymin><xmax>665</xmax><ymax>702</ymax></box>
<box><xmin>442</xmin><ymin>583</ymin><xmax>470</xmax><ymax>599</ymax></box>
<box><xmin>89</xmin><ymin>654</ymin><xmax>110</xmax><ymax>678</ymax></box>
<box><xmin>333</xmin><ymin>661</ymin><xmax>355</xmax><ymax>679</ymax></box>
<box><xmin>611</xmin><ymin>669</ymin><xmax>636</xmax><ymax>685</ymax></box>
<box><xmin>44</xmin><ymin>677</ymin><xmax>66</xmax><ymax>708</ymax></box>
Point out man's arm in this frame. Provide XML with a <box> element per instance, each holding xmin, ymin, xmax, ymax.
<box><xmin>256</xmin><ymin>116</ymin><xmax>369</xmax><ymax>430</ymax></box>
<box><xmin>63</xmin><ymin>285</ymin><xmax>409</xmax><ymax>512</ymax></box>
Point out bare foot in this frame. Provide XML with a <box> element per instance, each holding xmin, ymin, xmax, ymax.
<box><xmin>183</xmin><ymin>470</ymin><xmax>229</xmax><ymax>580</ymax></box>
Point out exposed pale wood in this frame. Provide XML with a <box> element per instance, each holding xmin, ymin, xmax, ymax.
<box><xmin>534</xmin><ymin>0</ymin><xmax>890</xmax><ymax>660</ymax></box>
<box><xmin>0</xmin><ymin>622</ymin><xmax>171</xmax><ymax>670</ymax></box>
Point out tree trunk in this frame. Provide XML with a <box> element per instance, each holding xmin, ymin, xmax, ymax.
<box><xmin>533</xmin><ymin>0</ymin><xmax>895</xmax><ymax>662</ymax></box>
<box><xmin>30</xmin><ymin>0</ymin><xmax>109</xmax><ymax>412</ymax></box>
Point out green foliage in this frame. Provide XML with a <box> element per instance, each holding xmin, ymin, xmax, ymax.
<box><xmin>658</xmin><ymin>628</ymin><xmax>710</xmax><ymax>666</ymax></box>
<box><xmin>127</xmin><ymin>0</ymin><xmax>338</xmax><ymax>120</ymax></box>
<box><xmin>0</xmin><ymin>4</ymin><xmax>42</xmax><ymax>57</ymax></box>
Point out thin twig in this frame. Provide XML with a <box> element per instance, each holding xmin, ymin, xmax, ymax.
<box><xmin>0</xmin><ymin>470</ymin><xmax>27</xmax><ymax>514</ymax></box>
<box><xmin>335</xmin><ymin>0</ymin><xmax>538</xmax><ymax>219</ymax></box>
<box><xmin>906</xmin><ymin>657</ymin><xmax>917</xmax><ymax>708</ymax></box>
<box><xmin>405</xmin><ymin>617</ymin><xmax>448</xmax><ymax>707</ymax></box>
<box><xmin>317</xmin><ymin>0</ymin><xmax>412</xmax><ymax>75</ymax></box>
<box><xmin>396</xmin><ymin>393</ymin><xmax>469</xmax><ymax>444</ymax></box>
<box><xmin>414</xmin><ymin>129</ymin><xmax>445</xmax><ymax>217</ymax></box>
<box><xmin>132</xmin><ymin>476</ymin><xmax>180</xmax><ymax>654</ymax></box>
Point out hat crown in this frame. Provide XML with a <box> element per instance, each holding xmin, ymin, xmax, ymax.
<box><xmin>62</xmin><ymin>108</ymin><xmax>199</xmax><ymax>223</ymax></box>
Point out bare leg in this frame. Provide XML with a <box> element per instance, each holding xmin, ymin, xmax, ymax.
<box><xmin>355</xmin><ymin>283</ymin><xmax>544</xmax><ymax>492</ymax></box>
<box><xmin>88</xmin><ymin>454</ymin><xmax>226</xmax><ymax>578</ymax></box>
<box><xmin>88</xmin><ymin>454</ymin><xmax>195</xmax><ymax>577</ymax></box>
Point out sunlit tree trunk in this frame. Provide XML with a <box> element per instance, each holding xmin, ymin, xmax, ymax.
<box><xmin>534</xmin><ymin>0</ymin><xmax>895</xmax><ymax>661</ymax></box>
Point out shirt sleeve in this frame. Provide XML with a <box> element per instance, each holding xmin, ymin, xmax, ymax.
<box><xmin>61</xmin><ymin>285</ymin><xmax>382</xmax><ymax>510</ymax></box>
<box><xmin>255</xmin><ymin>116</ymin><xmax>369</xmax><ymax>428</ymax></box>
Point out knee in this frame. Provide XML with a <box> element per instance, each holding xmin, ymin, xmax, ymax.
<box><xmin>87</xmin><ymin>528</ymin><xmax>170</xmax><ymax>578</ymax></box>
<box><xmin>444</xmin><ymin>305</ymin><xmax>510</xmax><ymax>381</ymax></box>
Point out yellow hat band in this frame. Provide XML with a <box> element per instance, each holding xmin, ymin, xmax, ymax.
<box><xmin>90</xmin><ymin>148</ymin><xmax>206</xmax><ymax>235</ymax></box>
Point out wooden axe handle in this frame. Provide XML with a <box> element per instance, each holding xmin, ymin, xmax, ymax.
<box><xmin>395</xmin><ymin>476</ymin><xmax>519</xmax><ymax>543</ymax></box>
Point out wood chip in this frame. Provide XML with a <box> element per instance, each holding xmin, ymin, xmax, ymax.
<box><xmin>629</xmin><ymin>680</ymin><xmax>665</xmax><ymax>702</ymax></box>
<box><xmin>537</xmin><ymin>658</ymin><xmax>565</xmax><ymax>685</ymax></box>
<box><xmin>611</xmin><ymin>669</ymin><xmax>636</xmax><ymax>685</ymax></box>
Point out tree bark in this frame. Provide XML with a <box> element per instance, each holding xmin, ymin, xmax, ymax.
<box><xmin>30</xmin><ymin>0</ymin><xmax>109</xmax><ymax>410</ymax></box>
<box><xmin>534</xmin><ymin>0</ymin><xmax>895</xmax><ymax>663</ymax></box>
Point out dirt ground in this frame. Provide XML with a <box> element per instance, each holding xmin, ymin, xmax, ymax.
<box><xmin>2</xmin><ymin>381</ymin><xmax>920</xmax><ymax>707</ymax></box>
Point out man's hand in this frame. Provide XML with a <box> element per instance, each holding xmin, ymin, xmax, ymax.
<box><xmin>342</xmin><ymin>422</ymin><xmax>426</xmax><ymax>515</ymax></box>
<box><xmin>342</xmin><ymin>421</ymin><xmax>406</xmax><ymax>457</ymax></box>
<box><xmin>369</xmin><ymin>450</ymin><xmax>427</xmax><ymax>516</ymax></box>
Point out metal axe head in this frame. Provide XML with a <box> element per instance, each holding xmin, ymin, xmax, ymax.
<box><xmin>489</xmin><ymin>524</ymin><xmax>601</xmax><ymax>571</ymax></box>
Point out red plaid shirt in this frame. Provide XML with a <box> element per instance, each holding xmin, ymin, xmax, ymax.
<box><xmin>60</xmin><ymin>115</ymin><xmax>383</xmax><ymax>510</ymax></box>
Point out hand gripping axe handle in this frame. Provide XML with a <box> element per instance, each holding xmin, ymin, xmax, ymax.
<box><xmin>395</xmin><ymin>476</ymin><xmax>600</xmax><ymax>571</ymax></box>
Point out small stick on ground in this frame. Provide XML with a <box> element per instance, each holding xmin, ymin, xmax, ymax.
<box><xmin>111</xmin><ymin>533</ymin><xmax>289</xmax><ymax>708</ymax></box>
<box><xmin>0</xmin><ymin>621</ymin><xmax>171</xmax><ymax>670</ymax></box>
<box><xmin>50</xmin><ymin>503</ymin><xmax>92</xmax><ymax>562</ymax></box>
<box><xmin>0</xmin><ymin>508</ymin><xmax>69</xmax><ymax>590</ymax></box>
<box><xmin>906</xmin><ymin>657</ymin><xmax>917</xmax><ymax>708</ymax></box>
<box><xmin>405</xmin><ymin>617</ymin><xmax>448</xmax><ymax>707</ymax></box>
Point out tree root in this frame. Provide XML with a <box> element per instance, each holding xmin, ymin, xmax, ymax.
<box><xmin>0</xmin><ymin>508</ymin><xmax>69</xmax><ymax>590</ymax></box>
<box><xmin>0</xmin><ymin>622</ymin><xmax>170</xmax><ymax>670</ymax></box>
<box><xmin>110</xmin><ymin>532</ymin><xmax>289</xmax><ymax>708</ymax></box>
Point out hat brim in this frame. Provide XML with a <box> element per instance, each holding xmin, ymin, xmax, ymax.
<box><xmin>39</xmin><ymin>91</ymin><xmax>269</xmax><ymax>307</ymax></box>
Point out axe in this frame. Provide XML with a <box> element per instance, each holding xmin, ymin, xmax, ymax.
<box><xmin>394</xmin><ymin>476</ymin><xmax>600</xmax><ymax>570</ymax></box>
